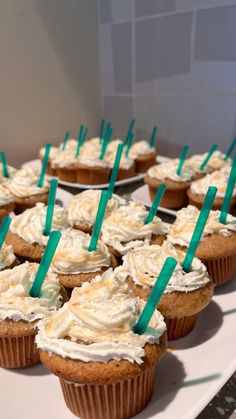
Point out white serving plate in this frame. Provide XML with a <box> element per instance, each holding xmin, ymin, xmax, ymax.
<box><xmin>54</xmin><ymin>186</ymin><xmax>73</xmax><ymax>207</ymax></box>
<box><xmin>132</xmin><ymin>184</ymin><xmax>177</xmax><ymax>217</ymax></box>
<box><xmin>22</xmin><ymin>155</ymin><xmax>169</xmax><ymax>190</ymax></box>
<box><xmin>0</xmin><ymin>279</ymin><xmax>235</xmax><ymax>419</ymax></box>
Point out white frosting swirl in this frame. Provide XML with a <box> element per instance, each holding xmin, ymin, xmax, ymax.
<box><xmin>59</xmin><ymin>139</ymin><xmax>77</xmax><ymax>151</ymax></box>
<box><xmin>39</xmin><ymin>146</ymin><xmax>60</xmax><ymax>160</ymax></box>
<box><xmin>6</xmin><ymin>168</ymin><xmax>49</xmax><ymax>198</ymax></box>
<box><xmin>10</xmin><ymin>202</ymin><xmax>69</xmax><ymax>246</ymax></box>
<box><xmin>167</xmin><ymin>205</ymin><xmax>236</xmax><ymax>247</ymax></box>
<box><xmin>51</xmin><ymin>228</ymin><xmax>111</xmax><ymax>275</ymax></box>
<box><xmin>51</xmin><ymin>149</ymin><xmax>79</xmax><ymax>168</ymax></box>
<box><xmin>0</xmin><ymin>164</ymin><xmax>17</xmax><ymax>183</ymax></box>
<box><xmin>0</xmin><ymin>184</ymin><xmax>14</xmax><ymax>206</ymax></box>
<box><xmin>105</xmin><ymin>148</ymin><xmax>134</xmax><ymax>169</ymax></box>
<box><xmin>0</xmin><ymin>262</ymin><xmax>62</xmax><ymax>322</ymax></box>
<box><xmin>101</xmin><ymin>201</ymin><xmax>169</xmax><ymax>255</ymax></box>
<box><xmin>129</xmin><ymin>141</ymin><xmax>155</xmax><ymax>159</ymax></box>
<box><xmin>186</xmin><ymin>151</ymin><xmax>231</xmax><ymax>174</ymax></box>
<box><xmin>122</xmin><ymin>242</ymin><xmax>209</xmax><ymax>293</ymax></box>
<box><xmin>106</xmin><ymin>139</ymin><xmax>123</xmax><ymax>154</ymax></box>
<box><xmin>68</xmin><ymin>189</ymin><xmax>125</xmax><ymax>228</ymax></box>
<box><xmin>0</xmin><ymin>243</ymin><xmax>16</xmax><ymax>271</ymax></box>
<box><xmin>148</xmin><ymin>159</ymin><xmax>194</xmax><ymax>182</ymax></box>
<box><xmin>36</xmin><ymin>268</ymin><xmax>166</xmax><ymax>364</ymax></box>
<box><xmin>190</xmin><ymin>166</ymin><xmax>236</xmax><ymax>198</ymax></box>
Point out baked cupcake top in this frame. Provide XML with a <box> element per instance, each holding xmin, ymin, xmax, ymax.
<box><xmin>167</xmin><ymin>205</ymin><xmax>236</xmax><ymax>248</ymax></box>
<box><xmin>0</xmin><ymin>243</ymin><xmax>16</xmax><ymax>271</ymax></box>
<box><xmin>6</xmin><ymin>168</ymin><xmax>50</xmax><ymax>198</ymax></box>
<box><xmin>186</xmin><ymin>151</ymin><xmax>231</xmax><ymax>174</ymax></box>
<box><xmin>147</xmin><ymin>159</ymin><xmax>194</xmax><ymax>182</ymax></box>
<box><xmin>105</xmin><ymin>148</ymin><xmax>134</xmax><ymax>170</ymax></box>
<box><xmin>190</xmin><ymin>166</ymin><xmax>236</xmax><ymax>198</ymax></box>
<box><xmin>0</xmin><ymin>262</ymin><xmax>62</xmax><ymax>322</ymax></box>
<box><xmin>51</xmin><ymin>228</ymin><xmax>111</xmax><ymax>275</ymax></box>
<box><xmin>129</xmin><ymin>141</ymin><xmax>155</xmax><ymax>159</ymax></box>
<box><xmin>68</xmin><ymin>189</ymin><xmax>125</xmax><ymax>228</ymax></box>
<box><xmin>101</xmin><ymin>201</ymin><xmax>169</xmax><ymax>255</ymax></box>
<box><xmin>122</xmin><ymin>242</ymin><xmax>209</xmax><ymax>293</ymax></box>
<box><xmin>0</xmin><ymin>184</ymin><xmax>14</xmax><ymax>207</ymax></box>
<box><xmin>10</xmin><ymin>202</ymin><xmax>69</xmax><ymax>246</ymax></box>
<box><xmin>36</xmin><ymin>268</ymin><xmax>166</xmax><ymax>364</ymax></box>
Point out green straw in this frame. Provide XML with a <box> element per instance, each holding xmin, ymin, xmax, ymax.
<box><xmin>125</xmin><ymin>132</ymin><xmax>134</xmax><ymax>157</ymax></box>
<box><xmin>99</xmin><ymin>119</ymin><xmax>105</xmax><ymax>141</ymax></box>
<box><xmin>29</xmin><ymin>231</ymin><xmax>61</xmax><ymax>298</ymax></box>
<box><xmin>133</xmin><ymin>257</ymin><xmax>177</xmax><ymax>335</ymax></box>
<box><xmin>75</xmin><ymin>125</ymin><xmax>84</xmax><ymax>157</ymax></box>
<box><xmin>199</xmin><ymin>144</ymin><xmax>218</xmax><ymax>171</ymax></box>
<box><xmin>176</xmin><ymin>145</ymin><xmax>189</xmax><ymax>176</ymax></box>
<box><xmin>38</xmin><ymin>143</ymin><xmax>51</xmax><ymax>187</ymax></box>
<box><xmin>145</xmin><ymin>183</ymin><xmax>166</xmax><ymax>224</ymax></box>
<box><xmin>0</xmin><ymin>216</ymin><xmax>11</xmax><ymax>249</ymax></box>
<box><xmin>88</xmin><ymin>190</ymin><xmax>110</xmax><ymax>251</ymax></box>
<box><xmin>219</xmin><ymin>154</ymin><xmax>236</xmax><ymax>224</ymax></box>
<box><xmin>182</xmin><ymin>186</ymin><xmax>217</xmax><ymax>272</ymax></box>
<box><xmin>44</xmin><ymin>179</ymin><xmax>58</xmax><ymax>236</ymax></box>
<box><xmin>100</xmin><ymin>125</ymin><xmax>113</xmax><ymax>159</ymax></box>
<box><xmin>124</xmin><ymin>118</ymin><xmax>135</xmax><ymax>145</ymax></box>
<box><xmin>224</xmin><ymin>138</ymin><xmax>236</xmax><ymax>161</ymax></box>
<box><xmin>83</xmin><ymin>126</ymin><xmax>88</xmax><ymax>142</ymax></box>
<box><xmin>0</xmin><ymin>152</ymin><xmax>9</xmax><ymax>178</ymax></box>
<box><xmin>107</xmin><ymin>143</ymin><xmax>124</xmax><ymax>196</ymax></box>
<box><xmin>61</xmin><ymin>131</ymin><xmax>70</xmax><ymax>151</ymax></box>
<box><xmin>150</xmin><ymin>126</ymin><xmax>157</xmax><ymax>149</ymax></box>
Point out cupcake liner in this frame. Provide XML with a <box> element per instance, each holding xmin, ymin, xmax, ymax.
<box><xmin>0</xmin><ymin>333</ymin><xmax>39</xmax><ymax>368</ymax></box>
<box><xmin>149</xmin><ymin>185</ymin><xmax>188</xmax><ymax>209</ymax></box>
<box><xmin>59</xmin><ymin>367</ymin><xmax>155</xmax><ymax>419</ymax></box>
<box><xmin>204</xmin><ymin>253</ymin><xmax>236</xmax><ymax>286</ymax></box>
<box><xmin>165</xmin><ymin>315</ymin><xmax>197</xmax><ymax>340</ymax></box>
<box><xmin>56</xmin><ymin>167</ymin><xmax>77</xmax><ymax>183</ymax></box>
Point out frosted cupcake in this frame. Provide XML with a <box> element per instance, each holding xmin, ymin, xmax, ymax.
<box><xmin>101</xmin><ymin>201</ymin><xmax>169</xmax><ymax>257</ymax></box>
<box><xmin>0</xmin><ymin>163</ymin><xmax>17</xmax><ymax>183</ymax></box>
<box><xmin>39</xmin><ymin>146</ymin><xmax>60</xmax><ymax>176</ymax></box>
<box><xmin>68</xmin><ymin>189</ymin><xmax>125</xmax><ymax>233</ymax></box>
<box><xmin>51</xmin><ymin>149</ymin><xmax>79</xmax><ymax>183</ymax></box>
<box><xmin>0</xmin><ymin>184</ymin><xmax>15</xmax><ymax>222</ymax></box>
<box><xmin>0</xmin><ymin>243</ymin><xmax>16</xmax><ymax>271</ymax></box>
<box><xmin>37</xmin><ymin>268</ymin><xmax>167</xmax><ymax>419</ymax></box>
<box><xmin>6</xmin><ymin>168</ymin><xmax>50</xmax><ymax>214</ymax></box>
<box><xmin>51</xmin><ymin>228</ymin><xmax>117</xmax><ymax>290</ymax></box>
<box><xmin>76</xmin><ymin>153</ymin><xmax>111</xmax><ymax>185</ymax></box>
<box><xmin>122</xmin><ymin>242</ymin><xmax>213</xmax><ymax>339</ymax></box>
<box><xmin>188</xmin><ymin>166</ymin><xmax>236</xmax><ymax>210</ymax></box>
<box><xmin>186</xmin><ymin>151</ymin><xmax>231</xmax><ymax>180</ymax></box>
<box><xmin>0</xmin><ymin>262</ymin><xmax>67</xmax><ymax>368</ymax></box>
<box><xmin>145</xmin><ymin>159</ymin><xmax>194</xmax><ymax>209</ymax></box>
<box><xmin>167</xmin><ymin>205</ymin><xmax>236</xmax><ymax>285</ymax></box>
<box><xmin>129</xmin><ymin>140</ymin><xmax>157</xmax><ymax>173</ymax></box>
<box><xmin>105</xmin><ymin>147</ymin><xmax>135</xmax><ymax>180</ymax></box>
<box><xmin>5</xmin><ymin>202</ymin><xmax>69</xmax><ymax>262</ymax></box>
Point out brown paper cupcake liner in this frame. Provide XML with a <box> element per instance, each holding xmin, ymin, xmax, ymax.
<box><xmin>148</xmin><ymin>185</ymin><xmax>188</xmax><ymax>209</ymax></box>
<box><xmin>165</xmin><ymin>314</ymin><xmax>197</xmax><ymax>340</ymax></box>
<box><xmin>59</xmin><ymin>366</ymin><xmax>155</xmax><ymax>419</ymax></box>
<box><xmin>204</xmin><ymin>253</ymin><xmax>236</xmax><ymax>286</ymax></box>
<box><xmin>0</xmin><ymin>333</ymin><xmax>39</xmax><ymax>368</ymax></box>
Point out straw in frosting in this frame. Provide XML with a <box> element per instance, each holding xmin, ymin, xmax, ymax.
<box><xmin>124</xmin><ymin>119</ymin><xmax>135</xmax><ymax>145</ymax></box>
<box><xmin>107</xmin><ymin>143</ymin><xmax>124</xmax><ymax>196</ymax></box>
<box><xmin>224</xmin><ymin>138</ymin><xmax>236</xmax><ymax>161</ymax></box>
<box><xmin>99</xmin><ymin>119</ymin><xmax>105</xmax><ymax>142</ymax></box>
<box><xmin>219</xmin><ymin>154</ymin><xmax>236</xmax><ymax>224</ymax></box>
<box><xmin>125</xmin><ymin>132</ymin><xmax>134</xmax><ymax>158</ymax></box>
<box><xmin>100</xmin><ymin>125</ymin><xmax>113</xmax><ymax>160</ymax></box>
<box><xmin>61</xmin><ymin>131</ymin><xmax>70</xmax><ymax>151</ymax></box>
<box><xmin>38</xmin><ymin>144</ymin><xmax>51</xmax><ymax>187</ymax></box>
<box><xmin>0</xmin><ymin>216</ymin><xmax>11</xmax><ymax>249</ymax></box>
<box><xmin>145</xmin><ymin>183</ymin><xmax>166</xmax><ymax>224</ymax></box>
<box><xmin>44</xmin><ymin>179</ymin><xmax>58</xmax><ymax>236</ymax></box>
<box><xmin>150</xmin><ymin>126</ymin><xmax>157</xmax><ymax>149</ymax></box>
<box><xmin>0</xmin><ymin>152</ymin><xmax>9</xmax><ymax>178</ymax></box>
<box><xmin>176</xmin><ymin>145</ymin><xmax>189</xmax><ymax>176</ymax></box>
<box><xmin>88</xmin><ymin>190</ymin><xmax>110</xmax><ymax>251</ymax></box>
<box><xmin>75</xmin><ymin>125</ymin><xmax>84</xmax><ymax>157</ymax></box>
<box><xmin>199</xmin><ymin>144</ymin><xmax>218</xmax><ymax>171</ymax></box>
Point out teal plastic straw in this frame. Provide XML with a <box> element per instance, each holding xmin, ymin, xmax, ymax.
<box><xmin>107</xmin><ymin>144</ymin><xmax>124</xmax><ymax>196</ymax></box>
<box><xmin>145</xmin><ymin>183</ymin><xmax>166</xmax><ymax>224</ymax></box>
<box><xmin>75</xmin><ymin>125</ymin><xmax>84</xmax><ymax>157</ymax></box>
<box><xmin>38</xmin><ymin>144</ymin><xmax>51</xmax><ymax>187</ymax></box>
<box><xmin>182</xmin><ymin>186</ymin><xmax>217</xmax><ymax>272</ymax></box>
<box><xmin>124</xmin><ymin>119</ymin><xmax>135</xmax><ymax>145</ymax></box>
<box><xmin>125</xmin><ymin>132</ymin><xmax>134</xmax><ymax>157</ymax></box>
<box><xmin>61</xmin><ymin>131</ymin><xmax>70</xmax><ymax>151</ymax></box>
<box><xmin>100</xmin><ymin>125</ymin><xmax>113</xmax><ymax>159</ymax></box>
<box><xmin>0</xmin><ymin>152</ymin><xmax>9</xmax><ymax>178</ymax></box>
<box><xmin>150</xmin><ymin>126</ymin><xmax>157</xmax><ymax>148</ymax></box>
<box><xmin>99</xmin><ymin>119</ymin><xmax>105</xmax><ymax>141</ymax></box>
<box><xmin>88</xmin><ymin>190</ymin><xmax>110</xmax><ymax>251</ymax></box>
<box><xmin>224</xmin><ymin>138</ymin><xmax>236</xmax><ymax>161</ymax></box>
<box><xmin>29</xmin><ymin>231</ymin><xmax>61</xmax><ymax>298</ymax></box>
<box><xmin>44</xmin><ymin>179</ymin><xmax>58</xmax><ymax>235</ymax></box>
<box><xmin>219</xmin><ymin>154</ymin><xmax>236</xmax><ymax>224</ymax></box>
<box><xmin>0</xmin><ymin>216</ymin><xmax>11</xmax><ymax>249</ymax></box>
<box><xmin>133</xmin><ymin>257</ymin><xmax>177</xmax><ymax>335</ymax></box>
<box><xmin>83</xmin><ymin>126</ymin><xmax>88</xmax><ymax>143</ymax></box>
<box><xmin>199</xmin><ymin>144</ymin><xmax>218</xmax><ymax>171</ymax></box>
<box><xmin>176</xmin><ymin>145</ymin><xmax>189</xmax><ymax>176</ymax></box>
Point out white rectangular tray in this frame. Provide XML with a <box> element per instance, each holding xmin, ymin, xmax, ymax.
<box><xmin>132</xmin><ymin>184</ymin><xmax>177</xmax><ymax>217</ymax></box>
<box><xmin>1</xmin><ymin>279</ymin><xmax>236</xmax><ymax>419</ymax></box>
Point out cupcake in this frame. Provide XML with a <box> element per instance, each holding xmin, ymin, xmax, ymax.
<box><xmin>0</xmin><ymin>243</ymin><xmax>16</xmax><ymax>271</ymax></box>
<box><xmin>39</xmin><ymin>146</ymin><xmax>60</xmax><ymax>176</ymax></box>
<box><xmin>0</xmin><ymin>261</ymin><xmax>67</xmax><ymax>368</ymax></box>
<box><xmin>122</xmin><ymin>242</ymin><xmax>213</xmax><ymax>340</ymax></box>
<box><xmin>68</xmin><ymin>189</ymin><xmax>125</xmax><ymax>233</ymax></box>
<box><xmin>129</xmin><ymin>140</ymin><xmax>157</xmax><ymax>173</ymax></box>
<box><xmin>5</xmin><ymin>202</ymin><xmax>69</xmax><ymax>262</ymax></box>
<box><xmin>105</xmin><ymin>147</ymin><xmax>135</xmax><ymax>180</ymax></box>
<box><xmin>145</xmin><ymin>159</ymin><xmax>194</xmax><ymax>209</ymax></box>
<box><xmin>50</xmin><ymin>228</ymin><xmax>117</xmax><ymax>290</ymax></box>
<box><xmin>186</xmin><ymin>151</ymin><xmax>231</xmax><ymax>180</ymax></box>
<box><xmin>36</xmin><ymin>268</ymin><xmax>167</xmax><ymax>419</ymax></box>
<box><xmin>0</xmin><ymin>184</ymin><xmax>15</xmax><ymax>222</ymax></box>
<box><xmin>0</xmin><ymin>163</ymin><xmax>17</xmax><ymax>182</ymax></box>
<box><xmin>51</xmin><ymin>149</ymin><xmax>79</xmax><ymax>183</ymax></box>
<box><xmin>76</xmin><ymin>155</ymin><xmax>111</xmax><ymax>185</ymax></box>
<box><xmin>188</xmin><ymin>166</ymin><xmax>236</xmax><ymax>211</ymax></box>
<box><xmin>6</xmin><ymin>168</ymin><xmax>49</xmax><ymax>214</ymax></box>
<box><xmin>167</xmin><ymin>205</ymin><xmax>236</xmax><ymax>286</ymax></box>
<box><xmin>101</xmin><ymin>201</ymin><xmax>169</xmax><ymax>258</ymax></box>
